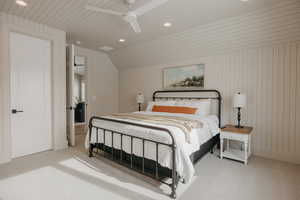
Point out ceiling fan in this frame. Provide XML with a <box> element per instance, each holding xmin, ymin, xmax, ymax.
<box><xmin>85</xmin><ymin>0</ymin><xmax>169</xmax><ymax>33</ymax></box>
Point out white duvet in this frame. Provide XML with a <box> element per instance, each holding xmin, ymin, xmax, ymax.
<box><xmin>85</xmin><ymin>111</ymin><xmax>219</xmax><ymax>182</ymax></box>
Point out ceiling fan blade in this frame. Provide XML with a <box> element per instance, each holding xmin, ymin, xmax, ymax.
<box><xmin>128</xmin><ymin>18</ymin><xmax>141</xmax><ymax>33</ymax></box>
<box><xmin>134</xmin><ymin>0</ymin><xmax>169</xmax><ymax>16</ymax></box>
<box><xmin>85</xmin><ymin>5</ymin><xmax>123</xmax><ymax>16</ymax></box>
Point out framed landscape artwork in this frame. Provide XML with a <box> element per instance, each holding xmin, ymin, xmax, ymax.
<box><xmin>163</xmin><ymin>64</ymin><xmax>205</xmax><ymax>89</ymax></box>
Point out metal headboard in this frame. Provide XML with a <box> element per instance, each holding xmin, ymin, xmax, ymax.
<box><xmin>152</xmin><ymin>90</ymin><xmax>222</xmax><ymax>128</ymax></box>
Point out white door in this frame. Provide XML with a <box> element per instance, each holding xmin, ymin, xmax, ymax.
<box><xmin>66</xmin><ymin>45</ymin><xmax>75</xmax><ymax>146</ymax></box>
<box><xmin>10</xmin><ymin>32</ymin><xmax>52</xmax><ymax>158</ymax></box>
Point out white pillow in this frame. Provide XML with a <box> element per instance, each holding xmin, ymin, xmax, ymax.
<box><xmin>146</xmin><ymin>101</ymin><xmax>176</xmax><ymax>111</ymax></box>
<box><xmin>175</xmin><ymin>99</ymin><xmax>211</xmax><ymax>116</ymax></box>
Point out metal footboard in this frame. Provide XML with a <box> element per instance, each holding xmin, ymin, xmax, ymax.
<box><xmin>88</xmin><ymin>116</ymin><xmax>178</xmax><ymax>199</ymax></box>
<box><xmin>88</xmin><ymin>89</ymin><xmax>222</xmax><ymax>199</ymax></box>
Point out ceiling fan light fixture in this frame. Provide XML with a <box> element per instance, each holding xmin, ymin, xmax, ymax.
<box><xmin>85</xmin><ymin>0</ymin><xmax>170</xmax><ymax>34</ymax></box>
<box><xmin>16</xmin><ymin>0</ymin><xmax>27</xmax><ymax>7</ymax></box>
<box><xmin>99</xmin><ymin>46</ymin><xmax>114</xmax><ymax>51</ymax></box>
<box><xmin>163</xmin><ymin>22</ymin><xmax>172</xmax><ymax>27</ymax></box>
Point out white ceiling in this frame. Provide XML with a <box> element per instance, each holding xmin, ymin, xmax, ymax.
<box><xmin>0</xmin><ymin>0</ymin><xmax>290</xmax><ymax>52</ymax></box>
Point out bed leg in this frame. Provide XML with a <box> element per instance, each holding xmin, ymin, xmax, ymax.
<box><xmin>170</xmin><ymin>145</ymin><xmax>177</xmax><ymax>199</ymax></box>
<box><xmin>170</xmin><ymin>190</ymin><xmax>176</xmax><ymax>199</ymax></box>
<box><xmin>89</xmin><ymin>144</ymin><xmax>94</xmax><ymax>157</ymax></box>
<box><xmin>210</xmin><ymin>143</ymin><xmax>216</xmax><ymax>154</ymax></box>
<box><xmin>170</xmin><ymin>177</ymin><xmax>177</xmax><ymax>198</ymax></box>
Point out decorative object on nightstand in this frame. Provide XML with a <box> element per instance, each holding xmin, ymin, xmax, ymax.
<box><xmin>136</xmin><ymin>93</ymin><xmax>144</xmax><ymax>111</ymax></box>
<box><xmin>220</xmin><ymin>125</ymin><xmax>253</xmax><ymax>165</ymax></box>
<box><xmin>233</xmin><ymin>92</ymin><xmax>246</xmax><ymax>128</ymax></box>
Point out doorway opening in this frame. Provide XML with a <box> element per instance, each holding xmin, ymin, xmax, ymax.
<box><xmin>66</xmin><ymin>45</ymin><xmax>88</xmax><ymax>147</ymax></box>
<box><xmin>74</xmin><ymin>55</ymin><xmax>87</xmax><ymax>146</ymax></box>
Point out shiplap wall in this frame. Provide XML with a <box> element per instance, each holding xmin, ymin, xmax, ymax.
<box><xmin>119</xmin><ymin>41</ymin><xmax>300</xmax><ymax>164</ymax></box>
<box><xmin>118</xmin><ymin>0</ymin><xmax>300</xmax><ymax>164</ymax></box>
<box><xmin>206</xmin><ymin>42</ymin><xmax>300</xmax><ymax>163</ymax></box>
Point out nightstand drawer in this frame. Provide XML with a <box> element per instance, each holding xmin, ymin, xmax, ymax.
<box><xmin>220</xmin><ymin>131</ymin><xmax>249</xmax><ymax>142</ymax></box>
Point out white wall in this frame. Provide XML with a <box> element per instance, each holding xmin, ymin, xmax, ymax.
<box><xmin>74</xmin><ymin>46</ymin><xmax>119</xmax><ymax>118</ymax></box>
<box><xmin>118</xmin><ymin>1</ymin><xmax>300</xmax><ymax>164</ymax></box>
<box><xmin>0</xmin><ymin>13</ymin><xmax>68</xmax><ymax>164</ymax></box>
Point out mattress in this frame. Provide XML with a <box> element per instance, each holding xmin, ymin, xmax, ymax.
<box><xmin>85</xmin><ymin>111</ymin><xmax>219</xmax><ymax>182</ymax></box>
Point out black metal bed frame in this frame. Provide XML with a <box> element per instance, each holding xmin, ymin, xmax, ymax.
<box><xmin>88</xmin><ymin>90</ymin><xmax>222</xmax><ymax>199</ymax></box>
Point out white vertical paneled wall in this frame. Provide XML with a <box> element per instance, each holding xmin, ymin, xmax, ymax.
<box><xmin>205</xmin><ymin>42</ymin><xmax>300</xmax><ymax>163</ymax></box>
<box><xmin>119</xmin><ymin>41</ymin><xmax>300</xmax><ymax>164</ymax></box>
<box><xmin>118</xmin><ymin>0</ymin><xmax>300</xmax><ymax>164</ymax></box>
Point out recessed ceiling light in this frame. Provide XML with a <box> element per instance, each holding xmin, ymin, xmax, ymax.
<box><xmin>75</xmin><ymin>41</ymin><xmax>81</xmax><ymax>45</ymax></box>
<box><xmin>119</xmin><ymin>39</ymin><xmax>125</xmax><ymax>43</ymax></box>
<box><xmin>16</xmin><ymin>0</ymin><xmax>27</xmax><ymax>6</ymax></box>
<box><xmin>163</xmin><ymin>22</ymin><xmax>172</xmax><ymax>27</ymax></box>
<box><xmin>99</xmin><ymin>46</ymin><xmax>114</xmax><ymax>52</ymax></box>
<box><xmin>240</xmin><ymin>0</ymin><xmax>249</xmax><ymax>2</ymax></box>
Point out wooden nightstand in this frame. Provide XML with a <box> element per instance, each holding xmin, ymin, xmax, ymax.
<box><xmin>220</xmin><ymin>125</ymin><xmax>253</xmax><ymax>165</ymax></box>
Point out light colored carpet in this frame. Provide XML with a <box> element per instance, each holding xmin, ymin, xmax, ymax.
<box><xmin>0</xmin><ymin>136</ymin><xmax>299</xmax><ymax>200</ymax></box>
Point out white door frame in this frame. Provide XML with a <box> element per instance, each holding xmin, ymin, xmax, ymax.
<box><xmin>66</xmin><ymin>47</ymin><xmax>89</xmax><ymax>146</ymax></box>
<box><xmin>66</xmin><ymin>44</ymin><xmax>75</xmax><ymax>146</ymax></box>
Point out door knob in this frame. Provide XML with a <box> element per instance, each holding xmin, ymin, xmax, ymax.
<box><xmin>12</xmin><ymin>109</ymin><xmax>24</xmax><ymax>114</ymax></box>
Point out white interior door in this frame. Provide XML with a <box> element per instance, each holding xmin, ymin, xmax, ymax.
<box><xmin>66</xmin><ymin>45</ymin><xmax>75</xmax><ymax>146</ymax></box>
<box><xmin>10</xmin><ymin>32</ymin><xmax>52</xmax><ymax>158</ymax></box>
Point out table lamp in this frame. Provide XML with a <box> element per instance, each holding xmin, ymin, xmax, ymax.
<box><xmin>233</xmin><ymin>92</ymin><xmax>246</xmax><ymax>128</ymax></box>
<box><xmin>136</xmin><ymin>93</ymin><xmax>144</xmax><ymax>111</ymax></box>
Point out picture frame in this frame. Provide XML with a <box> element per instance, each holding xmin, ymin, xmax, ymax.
<box><xmin>163</xmin><ymin>64</ymin><xmax>205</xmax><ymax>90</ymax></box>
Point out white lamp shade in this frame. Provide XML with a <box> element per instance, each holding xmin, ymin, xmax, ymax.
<box><xmin>233</xmin><ymin>93</ymin><xmax>246</xmax><ymax>108</ymax></box>
<box><xmin>136</xmin><ymin>93</ymin><xmax>144</xmax><ymax>104</ymax></box>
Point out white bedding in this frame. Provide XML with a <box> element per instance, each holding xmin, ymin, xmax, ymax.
<box><xmin>85</xmin><ymin>111</ymin><xmax>219</xmax><ymax>182</ymax></box>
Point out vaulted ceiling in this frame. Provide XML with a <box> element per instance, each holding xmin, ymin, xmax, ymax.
<box><xmin>0</xmin><ymin>0</ymin><xmax>289</xmax><ymax>52</ymax></box>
